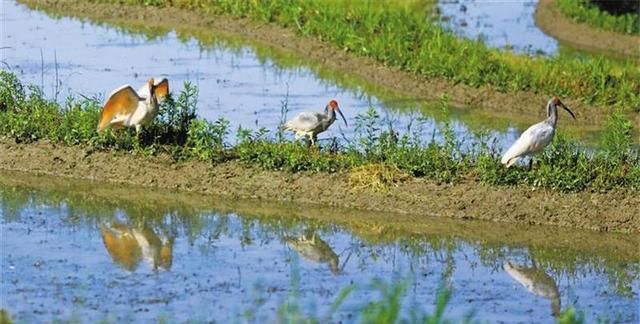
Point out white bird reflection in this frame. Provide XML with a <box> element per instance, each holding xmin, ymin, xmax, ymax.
<box><xmin>285</xmin><ymin>231</ymin><xmax>351</xmax><ymax>275</ymax></box>
<box><xmin>504</xmin><ymin>260</ymin><xmax>561</xmax><ymax>317</ymax></box>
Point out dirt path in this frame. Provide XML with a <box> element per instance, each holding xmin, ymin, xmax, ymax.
<box><xmin>16</xmin><ymin>0</ymin><xmax>635</xmax><ymax>133</ymax></box>
<box><xmin>1</xmin><ymin>138</ymin><xmax>638</xmax><ymax>233</ymax></box>
<box><xmin>535</xmin><ymin>0</ymin><xmax>640</xmax><ymax>59</ymax></box>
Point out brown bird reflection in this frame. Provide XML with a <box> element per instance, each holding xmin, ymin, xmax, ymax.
<box><xmin>285</xmin><ymin>231</ymin><xmax>349</xmax><ymax>275</ymax></box>
<box><xmin>100</xmin><ymin>222</ymin><xmax>174</xmax><ymax>272</ymax></box>
<box><xmin>504</xmin><ymin>260</ymin><xmax>561</xmax><ymax>317</ymax></box>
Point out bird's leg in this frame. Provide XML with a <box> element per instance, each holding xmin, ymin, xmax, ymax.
<box><xmin>528</xmin><ymin>158</ymin><xmax>533</xmax><ymax>171</ymax></box>
<box><xmin>305</xmin><ymin>136</ymin><xmax>312</xmax><ymax>152</ymax></box>
<box><xmin>134</xmin><ymin>125</ymin><xmax>142</xmax><ymax>151</ymax></box>
<box><xmin>312</xmin><ymin>135</ymin><xmax>319</xmax><ymax>158</ymax></box>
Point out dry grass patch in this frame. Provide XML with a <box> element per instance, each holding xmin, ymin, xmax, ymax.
<box><xmin>348</xmin><ymin>163</ymin><xmax>410</xmax><ymax>192</ymax></box>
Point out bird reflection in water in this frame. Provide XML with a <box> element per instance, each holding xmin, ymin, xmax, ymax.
<box><xmin>504</xmin><ymin>260</ymin><xmax>561</xmax><ymax>317</ymax></box>
<box><xmin>285</xmin><ymin>231</ymin><xmax>351</xmax><ymax>275</ymax></box>
<box><xmin>100</xmin><ymin>222</ymin><xmax>174</xmax><ymax>272</ymax></box>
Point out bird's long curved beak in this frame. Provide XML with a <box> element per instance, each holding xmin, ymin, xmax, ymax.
<box><xmin>560</xmin><ymin>102</ymin><xmax>576</xmax><ymax>120</ymax></box>
<box><xmin>336</xmin><ymin>106</ymin><xmax>348</xmax><ymax>127</ymax></box>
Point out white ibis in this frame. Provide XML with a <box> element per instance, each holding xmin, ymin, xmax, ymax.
<box><xmin>504</xmin><ymin>260</ymin><xmax>561</xmax><ymax>317</ymax></box>
<box><xmin>282</xmin><ymin>99</ymin><xmax>347</xmax><ymax>147</ymax></box>
<box><xmin>501</xmin><ymin>97</ymin><xmax>575</xmax><ymax>168</ymax></box>
<box><xmin>96</xmin><ymin>78</ymin><xmax>169</xmax><ymax>135</ymax></box>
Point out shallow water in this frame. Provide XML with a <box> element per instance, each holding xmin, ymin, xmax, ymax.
<box><xmin>2</xmin><ymin>0</ymin><xmax>539</xmax><ymax>151</ymax></box>
<box><xmin>438</xmin><ymin>0</ymin><xmax>558</xmax><ymax>55</ymax></box>
<box><xmin>0</xmin><ymin>173</ymin><xmax>638</xmax><ymax>322</ymax></box>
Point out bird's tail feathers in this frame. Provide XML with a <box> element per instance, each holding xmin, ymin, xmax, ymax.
<box><xmin>281</xmin><ymin>123</ymin><xmax>293</xmax><ymax>131</ymax></box>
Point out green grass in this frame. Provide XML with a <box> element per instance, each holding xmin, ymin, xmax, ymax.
<box><xmin>82</xmin><ymin>0</ymin><xmax>640</xmax><ymax>111</ymax></box>
<box><xmin>1</xmin><ymin>70</ymin><xmax>640</xmax><ymax>192</ymax></box>
<box><xmin>557</xmin><ymin>0</ymin><xmax>640</xmax><ymax>35</ymax></box>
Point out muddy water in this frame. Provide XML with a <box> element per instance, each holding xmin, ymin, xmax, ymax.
<box><xmin>2</xmin><ymin>0</ymin><xmax>532</xmax><ymax>151</ymax></box>
<box><xmin>1</xmin><ymin>173</ymin><xmax>638</xmax><ymax>322</ymax></box>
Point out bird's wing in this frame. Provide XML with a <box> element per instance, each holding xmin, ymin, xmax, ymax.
<box><xmin>501</xmin><ymin>122</ymin><xmax>552</xmax><ymax>166</ymax></box>
<box><xmin>155</xmin><ymin>78</ymin><xmax>169</xmax><ymax>100</ymax></box>
<box><xmin>98</xmin><ymin>85</ymin><xmax>141</xmax><ymax>131</ymax></box>
<box><xmin>284</xmin><ymin>111</ymin><xmax>322</xmax><ymax>132</ymax></box>
<box><xmin>137</xmin><ymin>78</ymin><xmax>169</xmax><ymax>101</ymax></box>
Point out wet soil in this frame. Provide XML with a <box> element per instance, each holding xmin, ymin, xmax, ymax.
<box><xmin>1</xmin><ymin>138</ymin><xmax>638</xmax><ymax>233</ymax></box>
<box><xmin>17</xmin><ymin>0</ymin><xmax>637</xmax><ymax>130</ymax></box>
<box><xmin>535</xmin><ymin>0</ymin><xmax>640</xmax><ymax>59</ymax></box>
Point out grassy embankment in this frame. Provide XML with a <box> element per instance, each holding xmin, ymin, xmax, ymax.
<box><xmin>556</xmin><ymin>0</ymin><xmax>640</xmax><ymax>35</ymax></box>
<box><xmin>1</xmin><ymin>71</ymin><xmax>639</xmax><ymax>193</ymax></box>
<box><xmin>86</xmin><ymin>0</ymin><xmax>640</xmax><ymax>111</ymax></box>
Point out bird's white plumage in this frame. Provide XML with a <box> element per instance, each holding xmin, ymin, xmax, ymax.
<box><xmin>285</xmin><ymin>111</ymin><xmax>324</xmax><ymax>132</ymax></box>
<box><xmin>98</xmin><ymin>81</ymin><xmax>161</xmax><ymax>133</ymax></box>
<box><xmin>501</xmin><ymin>97</ymin><xmax>575</xmax><ymax>168</ymax></box>
<box><xmin>109</xmin><ymin>84</ymin><xmax>141</xmax><ymax>102</ymax></box>
<box><xmin>283</xmin><ymin>109</ymin><xmax>334</xmax><ymax>145</ymax></box>
<box><xmin>105</xmin><ymin>85</ymin><xmax>145</xmax><ymax>128</ymax></box>
<box><xmin>501</xmin><ymin>120</ymin><xmax>555</xmax><ymax>167</ymax></box>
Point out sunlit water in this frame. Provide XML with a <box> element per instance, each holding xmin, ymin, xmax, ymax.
<box><xmin>0</xmin><ymin>178</ymin><xmax>638</xmax><ymax>323</ymax></box>
<box><xmin>438</xmin><ymin>0</ymin><xmax>559</xmax><ymax>55</ymax></box>
<box><xmin>0</xmin><ymin>0</ymin><xmax>525</xmax><ymax>151</ymax></box>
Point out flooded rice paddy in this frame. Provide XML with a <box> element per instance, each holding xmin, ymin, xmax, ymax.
<box><xmin>0</xmin><ymin>172</ymin><xmax>638</xmax><ymax>322</ymax></box>
<box><xmin>437</xmin><ymin>0</ymin><xmax>636</xmax><ymax>61</ymax></box>
<box><xmin>3</xmin><ymin>0</ymin><xmax>548</xmax><ymax>151</ymax></box>
<box><xmin>438</xmin><ymin>0</ymin><xmax>558</xmax><ymax>55</ymax></box>
<box><xmin>1</xmin><ymin>1</ymin><xmax>639</xmax><ymax>322</ymax></box>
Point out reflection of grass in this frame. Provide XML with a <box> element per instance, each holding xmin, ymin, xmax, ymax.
<box><xmin>0</xmin><ymin>309</ymin><xmax>12</xmax><ymax>324</ymax></box>
<box><xmin>557</xmin><ymin>0</ymin><xmax>640</xmax><ymax>35</ymax></box>
<box><xmin>1</xmin><ymin>170</ymin><xmax>638</xmax><ymax>297</ymax></box>
<box><xmin>2</xmin><ymin>71</ymin><xmax>639</xmax><ymax>193</ymax></box>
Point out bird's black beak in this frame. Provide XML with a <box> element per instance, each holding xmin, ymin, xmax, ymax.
<box><xmin>560</xmin><ymin>102</ymin><xmax>576</xmax><ymax>120</ymax></box>
<box><xmin>336</xmin><ymin>106</ymin><xmax>348</xmax><ymax>127</ymax></box>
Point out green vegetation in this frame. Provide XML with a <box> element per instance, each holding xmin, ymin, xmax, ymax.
<box><xmin>85</xmin><ymin>0</ymin><xmax>640</xmax><ymax>110</ymax></box>
<box><xmin>557</xmin><ymin>0</ymin><xmax>640</xmax><ymax>35</ymax></box>
<box><xmin>1</xmin><ymin>71</ymin><xmax>639</xmax><ymax>192</ymax></box>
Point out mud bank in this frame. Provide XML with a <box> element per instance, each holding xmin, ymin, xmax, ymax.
<box><xmin>16</xmin><ymin>0</ymin><xmax>632</xmax><ymax>130</ymax></box>
<box><xmin>535</xmin><ymin>0</ymin><xmax>640</xmax><ymax>59</ymax></box>
<box><xmin>1</xmin><ymin>139</ymin><xmax>638</xmax><ymax>233</ymax></box>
